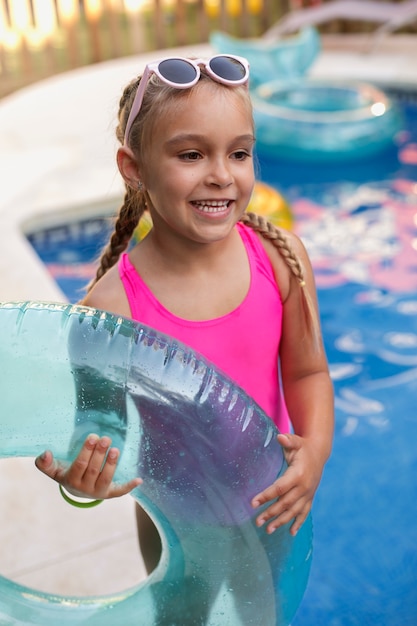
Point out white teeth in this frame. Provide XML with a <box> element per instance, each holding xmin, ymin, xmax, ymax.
<box><xmin>193</xmin><ymin>200</ymin><xmax>229</xmax><ymax>213</ymax></box>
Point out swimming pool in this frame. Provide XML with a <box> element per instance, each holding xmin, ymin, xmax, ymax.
<box><xmin>27</xmin><ymin>91</ymin><xmax>417</xmax><ymax>626</ymax></box>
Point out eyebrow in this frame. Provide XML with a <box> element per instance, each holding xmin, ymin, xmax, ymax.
<box><xmin>165</xmin><ymin>133</ymin><xmax>256</xmax><ymax>148</ymax></box>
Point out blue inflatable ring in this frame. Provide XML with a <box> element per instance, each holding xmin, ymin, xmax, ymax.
<box><xmin>252</xmin><ymin>78</ymin><xmax>403</xmax><ymax>161</ymax></box>
<box><xmin>0</xmin><ymin>301</ymin><xmax>312</xmax><ymax>625</ymax></box>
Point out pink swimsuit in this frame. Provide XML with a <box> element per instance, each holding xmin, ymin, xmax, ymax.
<box><xmin>119</xmin><ymin>222</ymin><xmax>290</xmax><ymax>432</ymax></box>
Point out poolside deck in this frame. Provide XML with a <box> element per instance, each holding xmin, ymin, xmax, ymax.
<box><xmin>0</xmin><ymin>34</ymin><xmax>416</xmax><ymax>600</ymax></box>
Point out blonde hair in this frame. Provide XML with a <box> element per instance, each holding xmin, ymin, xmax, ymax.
<box><xmin>88</xmin><ymin>68</ymin><xmax>320</xmax><ymax>343</ymax></box>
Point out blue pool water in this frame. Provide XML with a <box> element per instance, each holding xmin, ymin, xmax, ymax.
<box><xmin>27</xmin><ymin>94</ymin><xmax>417</xmax><ymax>625</ymax></box>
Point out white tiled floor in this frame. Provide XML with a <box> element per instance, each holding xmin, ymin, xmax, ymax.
<box><xmin>0</xmin><ymin>458</ymin><xmax>145</xmax><ymax>596</ymax></box>
<box><xmin>0</xmin><ymin>34</ymin><xmax>416</xmax><ymax>601</ymax></box>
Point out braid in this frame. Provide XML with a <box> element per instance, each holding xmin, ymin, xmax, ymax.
<box><xmin>240</xmin><ymin>212</ymin><xmax>305</xmax><ymax>285</ymax></box>
<box><xmin>240</xmin><ymin>212</ymin><xmax>320</xmax><ymax>346</ymax></box>
<box><xmin>87</xmin><ymin>189</ymin><xmax>146</xmax><ymax>291</ymax></box>
<box><xmin>87</xmin><ymin>78</ymin><xmax>146</xmax><ymax>293</ymax></box>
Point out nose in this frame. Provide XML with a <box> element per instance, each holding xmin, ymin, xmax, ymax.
<box><xmin>205</xmin><ymin>158</ymin><xmax>233</xmax><ymax>188</ymax></box>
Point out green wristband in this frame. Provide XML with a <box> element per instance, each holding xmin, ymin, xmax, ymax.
<box><xmin>59</xmin><ymin>484</ymin><xmax>103</xmax><ymax>509</ymax></box>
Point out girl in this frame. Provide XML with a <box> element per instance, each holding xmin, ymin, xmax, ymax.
<box><xmin>36</xmin><ymin>54</ymin><xmax>333</xmax><ymax>576</ymax></box>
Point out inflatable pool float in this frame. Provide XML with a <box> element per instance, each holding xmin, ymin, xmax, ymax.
<box><xmin>209</xmin><ymin>27</ymin><xmax>320</xmax><ymax>88</ymax></box>
<box><xmin>134</xmin><ymin>181</ymin><xmax>293</xmax><ymax>241</ymax></box>
<box><xmin>210</xmin><ymin>28</ymin><xmax>402</xmax><ymax>161</ymax></box>
<box><xmin>247</xmin><ymin>181</ymin><xmax>293</xmax><ymax>230</ymax></box>
<box><xmin>0</xmin><ymin>301</ymin><xmax>312</xmax><ymax>625</ymax></box>
<box><xmin>252</xmin><ymin>79</ymin><xmax>403</xmax><ymax>161</ymax></box>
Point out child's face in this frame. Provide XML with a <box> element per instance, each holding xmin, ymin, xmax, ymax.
<box><xmin>141</xmin><ymin>82</ymin><xmax>255</xmax><ymax>245</ymax></box>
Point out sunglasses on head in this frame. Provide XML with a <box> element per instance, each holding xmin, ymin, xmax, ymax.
<box><xmin>123</xmin><ymin>54</ymin><xmax>250</xmax><ymax>147</ymax></box>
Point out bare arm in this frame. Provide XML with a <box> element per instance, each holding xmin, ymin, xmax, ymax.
<box><xmin>35</xmin><ymin>266</ymin><xmax>142</xmax><ymax>499</ymax></box>
<box><xmin>252</xmin><ymin>232</ymin><xmax>334</xmax><ymax>535</ymax></box>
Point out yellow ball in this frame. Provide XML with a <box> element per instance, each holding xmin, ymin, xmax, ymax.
<box><xmin>133</xmin><ymin>212</ymin><xmax>153</xmax><ymax>243</ymax></box>
<box><xmin>247</xmin><ymin>182</ymin><xmax>293</xmax><ymax>230</ymax></box>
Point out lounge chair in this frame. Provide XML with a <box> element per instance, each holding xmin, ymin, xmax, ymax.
<box><xmin>264</xmin><ymin>0</ymin><xmax>417</xmax><ymax>48</ymax></box>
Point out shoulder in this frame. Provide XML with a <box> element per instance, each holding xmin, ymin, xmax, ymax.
<box><xmin>79</xmin><ymin>263</ymin><xmax>132</xmax><ymax>318</ymax></box>
<box><xmin>252</xmin><ymin>226</ymin><xmax>311</xmax><ymax>301</ymax></box>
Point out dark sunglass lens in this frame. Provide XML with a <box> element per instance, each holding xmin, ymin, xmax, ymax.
<box><xmin>209</xmin><ymin>56</ymin><xmax>246</xmax><ymax>81</ymax></box>
<box><xmin>158</xmin><ymin>59</ymin><xmax>197</xmax><ymax>84</ymax></box>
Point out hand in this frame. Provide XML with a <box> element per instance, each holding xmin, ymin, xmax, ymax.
<box><xmin>35</xmin><ymin>433</ymin><xmax>142</xmax><ymax>500</ymax></box>
<box><xmin>251</xmin><ymin>433</ymin><xmax>324</xmax><ymax>536</ymax></box>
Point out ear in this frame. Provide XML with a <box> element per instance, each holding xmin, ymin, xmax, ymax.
<box><xmin>117</xmin><ymin>146</ymin><xmax>142</xmax><ymax>190</ymax></box>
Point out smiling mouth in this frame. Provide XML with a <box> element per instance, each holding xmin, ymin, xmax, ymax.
<box><xmin>191</xmin><ymin>200</ymin><xmax>231</xmax><ymax>213</ymax></box>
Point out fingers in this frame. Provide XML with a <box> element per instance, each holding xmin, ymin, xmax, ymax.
<box><xmin>73</xmin><ymin>437</ymin><xmax>142</xmax><ymax>497</ymax></box>
<box><xmin>109</xmin><ymin>476</ymin><xmax>143</xmax><ymax>498</ymax></box>
<box><xmin>277</xmin><ymin>432</ymin><xmax>295</xmax><ymax>449</ymax></box>
<box><xmin>251</xmin><ymin>433</ymin><xmax>312</xmax><ymax>535</ymax></box>
<box><xmin>253</xmin><ymin>488</ymin><xmax>311</xmax><ymax>536</ymax></box>
<box><xmin>277</xmin><ymin>433</ymin><xmax>302</xmax><ymax>462</ymax></box>
<box><xmin>252</xmin><ymin>470</ymin><xmax>292</xmax><ymax>507</ymax></box>
<box><xmin>66</xmin><ymin>434</ymin><xmax>114</xmax><ymax>492</ymax></box>
<box><xmin>64</xmin><ymin>434</ymin><xmax>120</xmax><ymax>499</ymax></box>
<box><xmin>251</xmin><ymin>447</ymin><xmax>298</xmax><ymax>510</ymax></box>
<box><xmin>35</xmin><ymin>434</ymin><xmax>142</xmax><ymax>500</ymax></box>
<box><xmin>290</xmin><ymin>509</ymin><xmax>310</xmax><ymax>537</ymax></box>
<box><xmin>35</xmin><ymin>450</ymin><xmax>66</xmax><ymax>482</ymax></box>
<box><xmin>34</xmin><ymin>450</ymin><xmax>53</xmax><ymax>473</ymax></box>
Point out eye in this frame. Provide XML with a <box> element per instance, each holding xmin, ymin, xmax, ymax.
<box><xmin>232</xmin><ymin>150</ymin><xmax>251</xmax><ymax>161</ymax></box>
<box><xmin>179</xmin><ymin>151</ymin><xmax>202</xmax><ymax>161</ymax></box>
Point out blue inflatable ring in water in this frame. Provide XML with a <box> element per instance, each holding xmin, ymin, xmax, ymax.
<box><xmin>252</xmin><ymin>78</ymin><xmax>403</xmax><ymax>161</ymax></box>
<box><xmin>0</xmin><ymin>302</ymin><xmax>312</xmax><ymax>626</ymax></box>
